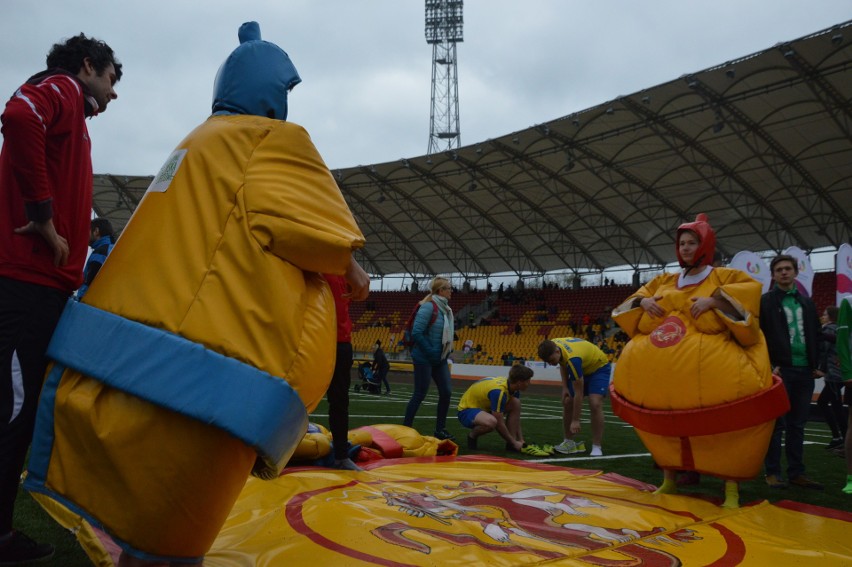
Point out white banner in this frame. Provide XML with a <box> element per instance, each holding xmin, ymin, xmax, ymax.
<box><xmin>728</xmin><ymin>250</ymin><xmax>771</xmax><ymax>293</ymax></box>
<box><xmin>837</xmin><ymin>243</ymin><xmax>852</xmax><ymax>306</ymax></box>
<box><xmin>783</xmin><ymin>246</ymin><xmax>813</xmax><ymax>297</ymax></box>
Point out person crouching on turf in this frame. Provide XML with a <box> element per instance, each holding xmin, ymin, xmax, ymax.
<box><xmin>458</xmin><ymin>365</ymin><xmax>544</xmax><ymax>454</ymax></box>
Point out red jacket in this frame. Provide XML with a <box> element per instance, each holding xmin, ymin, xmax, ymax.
<box><xmin>323</xmin><ymin>274</ymin><xmax>352</xmax><ymax>343</ymax></box>
<box><xmin>0</xmin><ymin>71</ymin><xmax>94</xmax><ymax>292</ymax></box>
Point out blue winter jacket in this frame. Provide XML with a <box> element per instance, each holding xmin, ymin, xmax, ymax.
<box><xmin>411</xmin><ymin>300</ymin><xmax>446</xmax><ymax>365</ymax></box>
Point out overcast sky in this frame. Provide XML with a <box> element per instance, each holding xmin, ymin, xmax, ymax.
<box><xmin>1</xmin><ymin>1</ymin><xmax>849</xmax><ymax>178</ymax></box>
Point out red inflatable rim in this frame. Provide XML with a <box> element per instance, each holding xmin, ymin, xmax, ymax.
<box><xmin>610</xmin><ymin>376</ymin><xmax>789</xmax><ymax>437</ymax></box>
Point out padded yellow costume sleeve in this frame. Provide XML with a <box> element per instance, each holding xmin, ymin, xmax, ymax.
<box><xmin>713</xmin><ymin>269</ymin><xmax>762</xmax><ymax>347</ymax></box>
<box><xmin>245</xmin><ymin>121</ymin><xmax>363</xmax><ymax>274</ymax></box>
<box><xmin>612</xmin><ymin>276</ymin><xmax>667</xmax><ymax>338</ymax></box>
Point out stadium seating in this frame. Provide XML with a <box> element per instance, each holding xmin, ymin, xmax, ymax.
<box><xmin>351</xmin><ymin>284</ymin><xmax>633</xmax><ymax>365</ymax></box>
<box><xmin>351</xmin><ymin>271</ymin><xmax>838</xmax><ymax>366</ymax></box>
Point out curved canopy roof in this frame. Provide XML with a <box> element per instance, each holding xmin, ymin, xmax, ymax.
<box><xmin>93</xmin><ymin>20</ymin><xmax>852</xmax><ymax>279</ymax></box>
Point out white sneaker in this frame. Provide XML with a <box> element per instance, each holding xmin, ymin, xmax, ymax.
<box><xmin>590</xmin><ymin>446</ymin><xmax>603</xmax><ymax>457</ymax></box>
<box><xmin>553</xmin><ymin>440</ymin><xmax>586</xmax><ymax>454</ymax></box>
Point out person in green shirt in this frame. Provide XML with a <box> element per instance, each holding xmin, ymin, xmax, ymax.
<box><xmin>760</xmin><ymin>254</ymin><xmax>823</xmax><ymax>490</ymax></box>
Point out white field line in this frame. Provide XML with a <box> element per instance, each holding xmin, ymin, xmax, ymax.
<box><xmin>537</xmin><ymin>452</ymin><xmax>651</xmax><ymax>464</ymax></box>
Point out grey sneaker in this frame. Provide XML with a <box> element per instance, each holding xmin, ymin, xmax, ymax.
<box><xmin>553</xmin><ymin>440</ymin><xmax>586</xmax><ymax>454</ymax></box>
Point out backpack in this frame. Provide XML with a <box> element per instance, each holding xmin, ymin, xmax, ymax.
<box><xmin>402</xmin><ymin>301</ymin><xmax>438</xmax><ymax>348</ymax></box>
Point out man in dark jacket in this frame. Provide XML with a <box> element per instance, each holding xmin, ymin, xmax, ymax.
<box><xmin>760</xmin><ymin>254</ymin><xmax>823</xmax><ymax>490</ymax></box>
<box><xmin>373</xmin><ymin>340</ymin><xmax>391</xmax><ymax>395</ymax></box>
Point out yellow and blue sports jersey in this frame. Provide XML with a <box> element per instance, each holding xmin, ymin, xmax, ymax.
<box><xmin>552</xmin><ymin>337</ymin><xmax>608</xmax><ymax>381</ymax></box>
<box><xmin>458</xmin><ymin>376</ymin><xmax>518</xmax><ymax>413</ymax></box>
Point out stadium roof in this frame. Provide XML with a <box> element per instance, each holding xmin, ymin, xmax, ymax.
<box><xmin>93</xmin><ymin>20</ymin><xmax>852</xmax><ymax>280</ymax></box>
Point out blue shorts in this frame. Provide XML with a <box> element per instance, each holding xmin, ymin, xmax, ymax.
<box><xmin>457</xmin><ymin>408</ymin><xmax>482</xmax><ymax>429</ymax></box>
<box><xmin>565</xmin><ymin>363</ymin><xmax>611</xmax><ymax>397</ymax></box>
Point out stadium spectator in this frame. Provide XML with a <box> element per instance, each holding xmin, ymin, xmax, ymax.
<box><xmin>372</xmin><ymin>339</ymin><xmax>391</xmax><ymax>395</ymax></box>
<box><xmin>817</xmin><ymin>306</ymin><xmax>846</xmax><ymax>451</ymax></box>
<box><xmin>0</xmin><ymin>33</ymin><xmax>121</xmax><ymax>564</ymax></box>
<box><xmin>403</xmin><ymin>276</ymin><xmax>455</xmax><ymax>440</ymax></box>
<box><xmin>761</xmin><ymin>254</ymin><xmax>824</xmax><ymax>490</ymax></box>
<box><xmin>77</xmin><ymin>217</ymin><xmax>115</xmax><ymax>299</ymax></box>
<box><xmin>458</xmin><ymin>365</ymin><xmax>533</xmax><ymax>452</ymax></box>
<box><xmin>837</xmin><ymin>297</ymin><xmax>851</xmax><ymax>494</ymax></box>
<box><xmin>538</xmin><ymin>337</ymin><xmax>611</xmax><ymax>457</ymax></box>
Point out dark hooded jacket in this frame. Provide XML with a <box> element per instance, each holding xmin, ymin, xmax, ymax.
<box><xmin>760</xmin><ymin>285</ymin><xmax>820</xmax><ymax>369</ymax></box>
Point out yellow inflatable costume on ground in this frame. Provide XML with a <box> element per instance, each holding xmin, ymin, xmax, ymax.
<box><xmin>611</xmin><ymin>215</ymin><xmax>787</xmax><ymax>481</ymax></box>
<box><xmin>25</xmin><ymin>22</ymin><xmax>364</xmax><ymax>563</ymax></box>
<box><xmin>288</xmin><ymin>423</ymin><xmax>458</xmax><ymax>465</ymax></box>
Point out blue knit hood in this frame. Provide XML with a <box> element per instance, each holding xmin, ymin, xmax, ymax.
<box><xmin>212</xmin><ymin>21</ymin><xmax>301</xmax><ymax>120</ymax></box>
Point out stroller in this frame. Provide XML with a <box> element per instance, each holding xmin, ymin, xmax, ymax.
<box><xmin>354</xmin><ymin>361</ymin><xmax>381</xmax><ymax>394</ymax></box>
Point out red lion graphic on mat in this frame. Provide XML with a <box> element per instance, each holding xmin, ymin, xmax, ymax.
<box><xmin>376</xmin><ymin>481</ymin><xmax>699</xmax><ymax>565</ymax></box>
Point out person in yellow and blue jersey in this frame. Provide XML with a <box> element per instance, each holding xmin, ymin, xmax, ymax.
<box><xmin>458</xmin><ymin>365</ymin><xmax>545</xmax><ymax>454</ymax></box>
<box><xmin>538</xmin><ymin>337</ymin><xmax>611</xmax><ymax>457</ymax></box>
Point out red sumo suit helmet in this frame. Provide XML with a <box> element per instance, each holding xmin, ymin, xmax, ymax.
<box><xmin>676</xmin><ymin>213</ymin><xmax>716</xmax><ymax>270</ymax></box>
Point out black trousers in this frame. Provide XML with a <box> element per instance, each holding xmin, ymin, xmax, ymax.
<box><xmin>326</xmin><ymin>342</ymin><xmax>353</xmax><ymax>460</ymax></box>
<box><xmin>0</xmin><ymin>277</ymin><xmax>67</xmax><ymax>534</ymax></box>
<box><xmin>817</xmin><ymin>381</ymin><xmax>847</xmax><ymax>439</ymax></box>
<box><xmin>375</xmin><ymin>365</ymin><xmax>390</xmax><ymax>392</ymax></box>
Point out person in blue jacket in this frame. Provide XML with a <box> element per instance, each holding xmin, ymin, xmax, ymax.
<box><xmin>403</xmin><ymin>276</ymin><xmax>455</xmax><ymax>440</ymax></box>
<box><xmin>77</xmin><ymin>217</ymin><xmax>115</xmax><ymax>299</ymax></box>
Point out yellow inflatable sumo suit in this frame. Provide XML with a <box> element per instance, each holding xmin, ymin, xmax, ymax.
<box><xmin>354</xmin><ymin>424</ymin><xmax>459</xmax><ymax>458</ymax></box>
<box><xmin>287</xmin><ymin>423</ymin><xmax>373</xmax><ymax>464</ymax></box>
<box><xmin>610</xmin><ymin>215</ymin><xmax>788</xmax><ymax>484</ymax></box>
<box><xmin>25</xmin><ymin>22</ymin><xmax>364</xmax><ymax>563</ymax></box>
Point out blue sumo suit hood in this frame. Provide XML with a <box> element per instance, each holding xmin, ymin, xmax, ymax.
<box><xmin>212</xmin><ymin>21</ymin><xmax>301</xmax><ymax>120</ymax></box>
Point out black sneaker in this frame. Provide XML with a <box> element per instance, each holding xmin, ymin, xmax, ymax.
<box><xmin>827</xmin><ymin>437</ymin><xmax>844</xmax><ymax>450</ymax></box>
<box><xmin>467</xmin><ymin>435</ymin><xmax>478</xmax><ymax>450</ymax></box>
<box><xmin>333</xmin><ymin>458</ymin><xmax>363</xmax><ymax>472</ymax></box>
<box><xmin>789</xmin><ymin>475</ymin><xmax>824</xmax><ymax>490</ymax></box>
<box><xmin>434</xmin><ymin>429</ymin><xmax>455</xmax><ymax>441</ymax></box>
<box><xmin>0</xmin><ymin>531</ymin><xmax>55</xmax><ymax>565</ymax></box>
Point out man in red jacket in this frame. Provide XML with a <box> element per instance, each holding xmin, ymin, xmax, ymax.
<box><xmin>0</xmin><ymin>33</ymin><xmax>121</xmax><ymax>564</ymax></box>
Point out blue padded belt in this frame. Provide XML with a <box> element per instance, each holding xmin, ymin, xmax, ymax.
<box><xmin>45</xmin><ymin>300</ymin><xmax>307</xmax><ymax>467</ymax></box>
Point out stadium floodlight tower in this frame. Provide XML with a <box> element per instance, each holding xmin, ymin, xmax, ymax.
<box><xmin>425</xmin><ymin>0</ymin><xmax>463</xmax><ymax>155</ymax></box>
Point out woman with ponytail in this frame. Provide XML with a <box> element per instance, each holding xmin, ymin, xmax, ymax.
<box><xmin>403</xmin><ymin>276</ymin><xmax>456</xmax><ymax>440</ymax></box>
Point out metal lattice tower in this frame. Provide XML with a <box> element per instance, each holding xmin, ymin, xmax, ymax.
<box><xmin>425</xmin><ymin>0</ymin><xmax>463</xmax><ymax>154</ymax></box>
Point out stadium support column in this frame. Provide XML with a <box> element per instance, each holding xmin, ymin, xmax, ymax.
<box><xmin>425</xmin><ymin>0</ymin><xmax>463</xmax><ymax>155</ymax></box>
